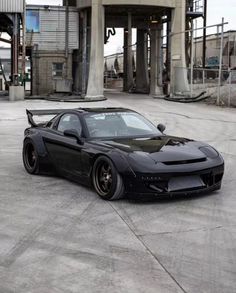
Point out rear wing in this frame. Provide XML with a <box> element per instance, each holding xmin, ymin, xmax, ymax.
<box><xmin>26</xmin><ymin>109</ymin><xmax>74</xmax><ymax>127</ymax></box>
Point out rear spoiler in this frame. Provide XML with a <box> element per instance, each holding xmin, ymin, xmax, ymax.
<box><xmin>26</xmin><ymin>109</ymin><xmax>74</xmax><ymax>127</ymax></box>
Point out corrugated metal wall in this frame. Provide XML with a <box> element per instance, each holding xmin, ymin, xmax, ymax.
<box><xmin>26</xmin><ymin>6</ymin><xmax>79</xmax><ymax>51</ymax></box>
<box><xmin>0</xmin><ymin>0</ymin><xmax>24</xmax><ymax>13</ymax></box>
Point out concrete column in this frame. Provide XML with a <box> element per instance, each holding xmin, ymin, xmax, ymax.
<box><xmin>123</xmin><ymin>29</ymin><xmax>128</xmax><ymax>91</ymax></box>
<box><xmin>166</xmin><ymin>17</ymin><xmax>171</xmax><ymax>76</ymax></box>
<box><xmin>85</xmin><ymin>0</ymin><xmax>104</xmax><ymax>99</ymax></box>
<box><xmin>135</xmin><ymin>29</ymin><xmax>149</xmax><ymax>93</ymax></box>
<box><xmin>157</xmin><ymin>27</ymin><xmax>163</xmax><ymax>88</ymax></box>
<box><xmin>123</xmin><ymin>13</ymin><xmax>133</xmax><ymax>92</ymax></box>
<box><xmin>127</xmin><ymin>13</ymin><xmax>133</xmax><ymax>91</ymax></box>
<box><xmin>150</xmin><ymin>26</ymin><xmax>163</xmax><ymax>97</ymax></box>
<box><xmin>170</xmin><ymin>0</ymin><xmax>190</xmax><ymax>95</ymax></box>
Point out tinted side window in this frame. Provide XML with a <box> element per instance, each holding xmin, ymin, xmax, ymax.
<box><xmin>57</xmin><ymin>114</ymin><xmax>82</xmax><ymax>135</ymax></box>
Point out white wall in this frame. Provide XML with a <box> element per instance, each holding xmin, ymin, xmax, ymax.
<box><xmin>26</xmin><ymin>5</ymin><xmax>79</xmax><ymax>51</ymax></box>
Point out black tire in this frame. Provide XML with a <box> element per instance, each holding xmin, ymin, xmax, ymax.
<box><xmin>92</xmin><ymin>156</ymin><xmax>124</xmax><ymax>200</ymax></box>
<box><xmin>23</xmin><ymin>139</ymin><xmax>39</xmax><ymax>174</ymax></box>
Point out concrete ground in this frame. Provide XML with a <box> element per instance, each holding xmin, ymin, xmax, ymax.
<box><xmin>0</xmin><ymin>92</ymin><xmax>235</xmax><ymax>293</ymax></box>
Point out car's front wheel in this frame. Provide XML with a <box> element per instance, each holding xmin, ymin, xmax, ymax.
<box><xmin>23</xmin><ymin>139</ymin><xmax>39</xmax><ymax>174</ymax></box>
<box><xmin>92</xmin><ymin>156</ymin><xmax>124</xmax><ymax>200</ymax></box>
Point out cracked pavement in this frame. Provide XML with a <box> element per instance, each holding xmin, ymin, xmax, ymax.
<box><xmin>0</xmin><ymin>92</ymin><xmax>236</xmax><ymax>293</ymax></box>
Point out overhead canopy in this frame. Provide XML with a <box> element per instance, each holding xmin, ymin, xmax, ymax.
<box><xmin>105</xmin><ymin>5</ymin><xmax>169</xmax><ymax>28</ymax></box>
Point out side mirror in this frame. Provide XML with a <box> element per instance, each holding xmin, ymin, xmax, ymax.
<box><xmin>157</xmin><ymin>124</ymin><xmax>166</xmax><ymax>133</ymax></box>
<box><xmin>64</xmin><ymin>129</ymin><xmax>84</xmax><ymax>145</ymax></box>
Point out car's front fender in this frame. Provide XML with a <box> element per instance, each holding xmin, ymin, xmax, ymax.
<box><xmin>108</xmin><ymin>151</ymin><xmax>136</xmax><ymax>177</ymax></box>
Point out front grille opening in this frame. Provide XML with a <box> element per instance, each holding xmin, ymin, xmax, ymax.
<box><xmin>201</xmin><ymin>172</ymin><xmax>223</xmax><ymax>187</ymax></box>
<box><xmin>201</xmin><ymin>173</ymin><xmax>214</xmax><ymax>187</ymax></box>
<box><xmin>145</xmin><ymin>180</ymin><xmax>168</xmax><ymax>193</ymax></box>
<box><xmin>163</xmin><ymin>158</ymin><xmax>206</xmax><ymax>166</ymax></box>
<box><xmin>143</xmin><ymin>172</ymin><xmax>222</xmax><ymax>194</ymax></box>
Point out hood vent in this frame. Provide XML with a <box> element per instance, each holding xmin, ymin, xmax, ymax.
<box><xmin>163</xmin><ymin>158</ymin><xmax>206</xmax><ymax>166</ymax></box>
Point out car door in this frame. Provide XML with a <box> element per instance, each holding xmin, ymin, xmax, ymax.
<box><xmin>44</xmin><ymin>113</ymin><xmax>84</xmax><ymax>180</ymax></box>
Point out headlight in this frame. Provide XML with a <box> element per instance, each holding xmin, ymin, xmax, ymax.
<box><xmin>199</xmin><ymin>146</ymin><xmax>219</xmax><ymax>159</ymax></box>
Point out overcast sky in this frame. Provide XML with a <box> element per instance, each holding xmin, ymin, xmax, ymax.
<box><xmin>20</xmin><ymin>1</ymin><xmax>236</xmax><ymax>55</ymax></box>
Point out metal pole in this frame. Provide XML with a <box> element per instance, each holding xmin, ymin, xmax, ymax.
<box><xmin>65</xmin><ymin>0</ymin><xmax>69</xmax><ymax>78</ymax></box>
<box><xmin>203</xmin><ymin>68</ymin><xmax>205</xmax><ymax>86</ymax></box>
<box><xmin>234</xmin><ymin>35</ymin><xmax>236</xmax><ymax>67</ymax></box>
<box><xmin>203</xmin><ymin>0</ymin><xmax>207</xmax><ymax>68</ymax></box>
<box><xmin>217</xmin><ymin>18</ymin><xmax>224</xmax><ymax>106</ymax></box>
<box><xmin>22</xmin><ymin>0</ymin><xmax>26</xmax><ymax>89</ymax></box>
<box><xmin>190</xmin><ymin>20</ymin><xmax>194</xmax><ymax>98</ymax></box>
<box><xmin>13</xmin><ymin>14</ymin><xmax>19</xmax><ymax>86</ymax></box>
<box><xmin>228</xmin><ymin>70</ymin><xmax>232</xmax><ymax>107</ymax></box>
<box><xmin>228</xmin><ymin>33</ymin><xmax>230</xmax><ymax>69</ymax></box>
<box><xmin>217</xmin><ymin>25</ymin><xmax>219</xmax><ymax>48</ymax></box>
<box><xmin>34</xmin><ymin>44</ymin><xmax>39</xmax><ymax>95</ymax></box>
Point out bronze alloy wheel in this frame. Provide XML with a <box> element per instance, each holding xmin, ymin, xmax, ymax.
<box><xmin>95</xmin><ymin>161</ymin><xmax>113</xmax><ymax>196</ymax></box>
<box><xmin>93</xmin><ymin>156</ymin><xmax>124</xmax><ymax>200</ymax></box>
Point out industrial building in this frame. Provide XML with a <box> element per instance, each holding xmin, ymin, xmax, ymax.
<box><xmin>72</xmin><ymin>0</ymin><xmax>205</xmax><ymax>98</ymax></box>
<box><xmin>0</xmin><ymin>0</ymin><xmax>207</xmax><ymax>99</ymax></box>
<box><xmin>26</xmin><ymin>4</ymin><xmax>78</xmax><ymax>95</ymax></box>
<box><xmin>194</xmin><ymin>31</ymin><xmax>236</xmax><ymax>68</ymax></box>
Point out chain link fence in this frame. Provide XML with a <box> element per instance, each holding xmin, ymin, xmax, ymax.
<box><xmin>187</xmin><ymin>67</ymin><xmax>236</xmax><ymax>106</ymax></box>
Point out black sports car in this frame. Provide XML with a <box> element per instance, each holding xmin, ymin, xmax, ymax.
<box><xmin>23</xmin><ymin>108</ymin><xmax>224</xmax><ymax>200</ymax></box>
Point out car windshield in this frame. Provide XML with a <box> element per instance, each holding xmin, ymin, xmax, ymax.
<box><xmin>84</xmin><ymin>112</ymin><xmax>162</xmax><ymax>138</ymax></box>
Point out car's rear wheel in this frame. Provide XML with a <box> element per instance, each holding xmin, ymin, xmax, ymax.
<box><xmin>92</xmin><ymin>156</ymin><xmax>124</xmax><ymax>200</ymax></box>
<box><xmin>23</xmin><ymin>139</ymin><xmax>39</xmax><ymax>174</ymax></box>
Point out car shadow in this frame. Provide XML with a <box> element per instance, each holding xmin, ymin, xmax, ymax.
<box><xmin>124</xmin><ymin>190</ymin><xmax>219</xmax><ymax>205</ymax></box>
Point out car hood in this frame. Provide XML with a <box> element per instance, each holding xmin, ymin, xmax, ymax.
<box><xmin>98</xmin><ymin>136</ymin><xmax>207</xmax><ymax>163</ymax></box>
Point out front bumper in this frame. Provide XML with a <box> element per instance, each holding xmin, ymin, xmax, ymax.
<box><xmin>127</xmin><ymin>182</ymin><xmax>222</xmax><ymax>200</ymax></box>
<box><xmin>122</xmin><ymin>164</ymin><xmax>224</xmax><ymax>198</ymax></box>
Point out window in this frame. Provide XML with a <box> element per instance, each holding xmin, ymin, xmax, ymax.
<box><xmin>26</xmin><ymin>10</ymin><xmax>40</xmax><ymax>33</ymax></box>
<box><xmin>57</xmin><ymin>114</ymin><xmax>82</xmax><ymax>135</ymax></box>
<box><xmin>52</xmin><ymin>63</ymin><xmax>64</xmax><ymax>78</ymax></box>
